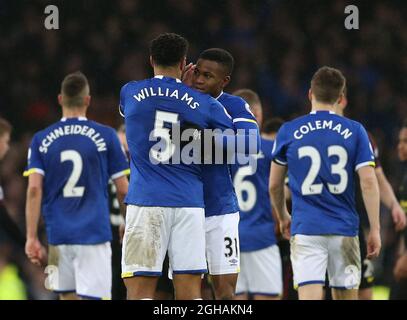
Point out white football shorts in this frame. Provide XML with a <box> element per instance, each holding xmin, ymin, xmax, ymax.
<box><xmin>205</xmin><ymin>212</ymin><xmax>240</xmax><ymax>275</ymax></box>
<box><xmin>236</xmin><ymin>244</ymin><xmax>283</xmax><ymax>297</ymax></box>
<box><xmin>121</xmin><ymin>205</ymin><xmax>207</xmax><ymax>278</ymax></box>
<box><xmin>46</xmin><ymin>242</ymin><xmax>112</xmax><ymax>299</ymax></box>
<box><xmin>290</xmin><ymin>234</ymin><xmax>361</xmax><ymax>289</ymax></box>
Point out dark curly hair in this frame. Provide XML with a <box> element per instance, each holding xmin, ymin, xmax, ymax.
<box><xmin>150</xmin><ymin>33</ymin><xmax>188</xmax><ymax>67</ymax></box>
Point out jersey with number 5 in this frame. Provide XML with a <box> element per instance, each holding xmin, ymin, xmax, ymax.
<box><xmin>272</xmin><ymin>111</ymin><xmax>375</xmax><ymax>236</ymax></box>
<box><xmin>119</xmin><ymin>76</ymin><xmax>233</xmax><ymax>208</ymax></box>
<box><xmin>24</xmin><ymin>117</ymin><xmax>129</xmax><ymax>245</ymax></box>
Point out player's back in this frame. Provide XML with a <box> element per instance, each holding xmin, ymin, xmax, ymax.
<box><xmin>231</xmin><ymin>137</ymin><xmax>276</xmax><ymax>251</ymax></box>
<box><xmin>25</xmin><ymin>117</ymin><xmax>129</xmax><ymax>245</ymax></box>
<box><xmin>120</xmin><ymin>76</ymin><xmax>232</xmax><ymax>208</ymax></box>
<box><xmin>272</xmin><ymin>110</ymin><xmax>375</xmax><ymax>236</ymax></box>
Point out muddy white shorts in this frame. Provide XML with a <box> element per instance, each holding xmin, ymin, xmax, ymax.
<box><xmin>46</xmin><ymin>242</ymin><xmax>112</xmax><ymax>300</ymax></box>
<box><xmin>121</xmin><ymin>205</ymin><xmax>207</xmax><ymax>278</ymax></box>
<box><xmin>290</xmin><ymin>234</ymin><xmax>361</xmax><ymax>289</ymax></box>
<box><xmin>236</xmin><ymin>244</ymin><xmax>282</xmax><ymax>297</ymax></box>
<box><xmin>205</xmin><ymin>212</ymin><xmax>240</xmax><ymax>275</ymax></box>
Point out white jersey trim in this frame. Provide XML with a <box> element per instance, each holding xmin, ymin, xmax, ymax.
<box><xmin>119</xmin><ymin>104</ymin><xmax>125</xmax><ymax>117</ymax></box>
<box><xmin>273</xmin><ymin>158</ymin><xmax>287</xmax><ymax>166</ymax></box>
<box><xmin>23</xmin><ymin>168</ymin><xmax>45</xmax><ymax>177</ymax></box>
<box><xmin>154</xmin><ymin>75</ymin><xmax>182</xmax><ymax>83</ymax></box>
<box><xmin>355</xmin><ymin>161</ymin><xmax>375</xmax><ymax>171</ymax></box>
<box><xmin>111</xmin><ymin>169</ymin><xmax>130</xmax><ymax>180</ymax></box>
<box><xmin>233</xmin><ymin>118</ymin><xmax>258</xmax><ymax>125</ymax></box>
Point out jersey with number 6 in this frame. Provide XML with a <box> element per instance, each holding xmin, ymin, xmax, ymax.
<box><xmin>119</xmin><ymin>76</ymin><xmax>233</xmax><ymax>208</ymax></box>
<box><xmin>24</xmin><ymin>117</ymin><xmax>129</xmax><ymax>245</ymax></box>
<box><xmin>230</xmin><ymin>137</ymin><xmax>276</xmax><ymax>252</ymax></box>
<box><xmin>272</xmin><ymin>111</ymin><xmax>375</xmax><ymax>236</ymax></box>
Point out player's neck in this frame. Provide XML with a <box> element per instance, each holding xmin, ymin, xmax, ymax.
<box><xmin>153</xmin><ymin>66</ymin><xmax>181</xmax><ymax>81</ymax></box>
<box><xmin>62</xmin><ymin>107</ymin><xmax>87</xmax><ymax>119</ymax></box>
<box><xmin>311</xmin><ymin>102</ymin><xmax>336</xmax><ymax>113</ymax></box>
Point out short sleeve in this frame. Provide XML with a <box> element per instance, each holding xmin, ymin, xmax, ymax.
<box><xmin>119</xmin><ymin>82</ymin><xmax>131</xmax><ymax>118</ymax></box>
<box><xmin>107</xmin><ymin>129</ymin><xmax>130</xmax><ymax>180</ymax></box>
<box><xmin>271</xmin><ymin>124</ymin><xmax>289</xmax><ymax>166</ymax></box>
<box><xmin>355</xmin><ymin>124</ymin><xmax>376</xmax><ymax>171</ymax></box>
<box><xmin>367</xmin><ymin>132</ymin><xmax>381</xmax><ymax>168</ymax></box>
<box><xmin>23</xmin><ymin>135</ymin><xmax>45</xmax><ymax>176</ymax></box>
<box><xmin>228</xmin><ymin>99</ymin><xmax>258</xmax><ymax>127</ymax></box>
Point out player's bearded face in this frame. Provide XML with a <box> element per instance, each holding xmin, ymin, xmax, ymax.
<box><xmin>398</xmin><ymin>128</ymin><xmax>407</xmax><ymax>161</ymax></box>
<box><xmin>192</xmin><ymin>59</ymin><xmax>224</xmax><ymax>97</ymax></box>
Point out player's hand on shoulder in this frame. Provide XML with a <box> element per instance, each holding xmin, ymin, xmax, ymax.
<box><xmin>366</xmin><ymin>229</ymin><xmax>381</xmax><ymax>259</ymax></box>
<box><xmin>181</xmin><ymin>62</ymin><xmax>195</xmax><ymax>87</ymax></box>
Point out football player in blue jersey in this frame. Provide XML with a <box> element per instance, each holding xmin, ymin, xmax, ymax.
<box><xmin>269</xmin><ymin>66</ymin><xmax>381</xmax><ymax>300</ymax></box>
<box><xmin>186</xmin><ymin>48</ymin><xmax>260</xmax><ymax>299</ymax></box>
<box><xmin>24</xmin><ymin>72</ymin><xmax>130</xmax><ymax>300</ymax></box>
<box><xmin>230</xmin><ymin>89</ymin><xmax>283</xmax><ymax>300</ymax></box>
<box><xmin>119</xmin><ymin>33</ymin><xmax>234</xmax><ymax>300</ymax></box>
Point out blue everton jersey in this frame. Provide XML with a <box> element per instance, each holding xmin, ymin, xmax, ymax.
<box><xmin>231</xmin><ymin>137</ymin><xmax>277</xmax><ymax>251</ymax></box>
<box><xmin>203</xmin><ymin>92</ymin><xmax>259</xmax><ymax>217</ymax></box>
<box><xmin>120</xmin><ymin>76</ymin><xmax>233</xmax><ymax>207</ymax></box>
<box><xmin>272</xmin><ymin>111</ymin><xmax>375</xmax><ymax>236</ymax></box>
<box><xmin>24</xmin><ymin>117</ymin><xmax>130</xmax><ymax>245</ymax></box>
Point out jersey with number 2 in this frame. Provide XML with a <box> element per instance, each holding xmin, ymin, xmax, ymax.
<box><xmin>25</xmin><ymin>117</ymin><xmax>129</xmax><ymax>245</ymax></box>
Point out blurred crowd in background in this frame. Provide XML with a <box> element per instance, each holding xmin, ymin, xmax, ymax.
<box><xmin>0</xmin><ymin>0</ymin><xmax>405</xmax><ymax>299</ymax></box>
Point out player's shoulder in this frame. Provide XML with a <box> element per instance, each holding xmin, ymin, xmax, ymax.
<box><xmin>220</xmin><ymin>92</ymin><xmax>246</xmax><ymax>104</ymax></box>
<box><xmin>338</xmin><ymin>115</ymin><xmax>366</xmax><ymax>132</ymax></box>
<box><xmin>120</xmin><ymin>80</ymin><xmax>140</xmax><ymax>93</ymax></box>
<box><xmin>32</xmin><ymin>120</ymin><xmax>63</xmax><ymax>139</ymax></box>
<box><xmin>86</xmin><ymin>120</ymin><xmax>116</xmax><ymax>133</ymax></box>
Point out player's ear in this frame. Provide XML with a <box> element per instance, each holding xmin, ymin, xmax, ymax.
<box><xmin>149</xmin><ymin>56</ymin><xmax>154</xmax><ymax>68</ymax></box>
<box><xmin>308</xmin><ymin>89</ymin><xmax>312</xmax><ymax>103</ymax></box>
<box><xmin>223</xmin><ymin>75</ymin><xmax>231</xmax><ymax>87</ymax></box>
<box><xmin>58</xmin><ymin>94</ymin><xmax>63</xmax><ymax>106</ymax></box>
<box><xmin>339</xmin><ymin>93</ymin><xmax>347</xmax><ymax>109</ymax></box>
<box><xmin>84</xmin><ymin>95</ymin><xmax>91</xmax><ymax>107</ymax></box>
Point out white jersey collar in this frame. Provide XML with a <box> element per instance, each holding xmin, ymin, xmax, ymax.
<box><xmin>154</xmin><ymin>75</ymin><xmax>181</xmax><ymax>83</ymax></box>
<box><xmin>61</xmin><ymin>117</ymin><xmax>88</xmax><ymax>122</ymax></box>
<box><xmin>215</xmin><ymin>91</ymin><xmax>224</xmax><ymax>100</ymax></box>
<box><xmin>310</xmin><ymin>110</ymin><xmax>335</xmax><ymax>115</ymax></box>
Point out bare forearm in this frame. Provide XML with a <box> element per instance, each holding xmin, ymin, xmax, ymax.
<box><xmin>270</xmin><ymin>185</ymin><xmax>288</xmax><ymax>222</ymax></box>
<box><xmin>117</xmin><ymin>192</ymin><xmax>127</xmax><ymax>219</ymax></box>
<box><xmin>360</xmin><ymin>178</ymin><xmax>380</xmax><ymax>231</ymax></box>
<box><xmin>25</xmin><ymin>187</ymin><xmax>42</xmax><ymax>239</ymax></box>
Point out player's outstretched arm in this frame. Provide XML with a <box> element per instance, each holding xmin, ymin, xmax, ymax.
<box><xmin>25</xmin><ymin>172</ymin><xmax>46</xmax><ymax>266</ymax></box>
<box><xmin>358</xmin><ymin>165</ymin><xmax>381</xmax><ymax>259</ymax></box>
<box><xmin>375</xmin><ymin>166</ymin><xmax>406</xmax><ymax>231</ymax></box>
<box><xmin>269</xmin><ymin>162</ymin><xmax>291</xmax><ymax>240</ymax></box>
